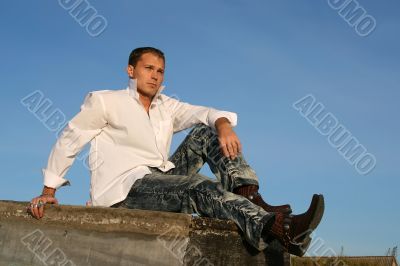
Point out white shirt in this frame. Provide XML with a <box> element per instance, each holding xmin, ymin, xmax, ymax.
<box><xmin>43</xmin><ymin>79</ymin><xmax>237</xmax><ymax>207</ymax></box>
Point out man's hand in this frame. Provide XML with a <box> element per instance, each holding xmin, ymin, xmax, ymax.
<box><xmin>215</xmin><ymin>117</ymin><xmax>242</xmax><ymax>160</ymax></box>
<box><xmin>27</xmin><ymin>187</ymin><xmax>58</xmax><ymax>219</ymax></box>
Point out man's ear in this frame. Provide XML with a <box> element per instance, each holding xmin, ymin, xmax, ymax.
<box><xmin>126</xmin><ymin>65</ymin><xmax>135</xmax><ymax>78</ymax></box>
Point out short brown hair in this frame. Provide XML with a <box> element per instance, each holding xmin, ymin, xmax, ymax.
<box><xmin>128</xmin><ymin>47</ymin><xmax>165</xmax><ymax>67</ymax></box>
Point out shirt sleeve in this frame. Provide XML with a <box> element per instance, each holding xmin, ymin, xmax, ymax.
<box><xmin>42</xmin><ymin>92</ymin><xmax>108</xmax><ymax>189</ymax></box>
<box><xmin>162</xmin><ymin>95</ymin><xmax>238</xmax><ymax>133</ymax></box>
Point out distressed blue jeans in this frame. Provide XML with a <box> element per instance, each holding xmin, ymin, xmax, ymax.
<box><xmin>115</xmin><ymin>124</ymin><xmax>274</xmax><ymax>250</ymax></box>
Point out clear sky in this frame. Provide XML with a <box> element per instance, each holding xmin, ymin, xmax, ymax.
<box><xmin>1</xmin><ymin>0</ymin><xmax>399</xmax><ymax>258</ymax></box>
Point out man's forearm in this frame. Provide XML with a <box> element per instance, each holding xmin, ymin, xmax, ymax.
<box><xmin>41</xmin><ymin>186</ymin><xmax>56</xmax><ymax>197</ymax></box>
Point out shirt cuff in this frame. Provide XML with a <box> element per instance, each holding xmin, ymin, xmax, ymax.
<box><xmin>42</xmin><ymin>169</ymin><xmax>70</xmax><ymax>189</ymax></box>
<box><xmin>208</xmin><ymin>111</ymin><xmax>238</xmax><ymax>129</ymax></box>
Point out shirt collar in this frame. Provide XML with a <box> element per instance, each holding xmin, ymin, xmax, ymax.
<box><xmin>128</xmin><ymin>79</ymin><xmax>165</xmax><ymax>104</ymax></box>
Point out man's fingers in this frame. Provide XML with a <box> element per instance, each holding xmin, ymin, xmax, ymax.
<box><xmin>221</xmin><ymin>139</ymin><xmax>240</xmax><ymax>159</ymax></box>
<box><xmin>232</xmin><ymin>142</ymin><xmax>239</xmax><ymax>158</ymax></box>
<box><xmin>219</xmin><ymin>141</ymin><xmax>230</xmax><ymax>158</ymax></box>
<box><xmin>27</xmin><ymin>196</ymin><xmax>59</xmax><ymax>220</ymax></box>
<box><xmin>28</xmin><ymin>203</ymin><xmax>36</xmax><ymax>218</ymax></box>
<box><xmin>32</xmin><ymin>205</ymin><xmax>40</xmax><ymax>219</ymax></box>
<box><xmin>226</xmin><ymin>143</ymin><xmax>235</xmax><ymax>159</ymax></box>
<box><xmin>217</xmin><ymin>126</ymin><xmax>243</xmax><ymax>159</ymax></box>
<box><xmin>227</xmin><ymin>138</ymin><xmax>242</xmax><ymax>159</ymax></box>
<box><xmin>38</xmin><ymin>205</ymin><xmax>44</xmax><ymax>218</ymax></box>
<box><xmin>237</xmin><ymin>140</ymin><xmax>242</xmax><ymax>153</ymax></box>
<box><xmin>222</xmin><ymin>145</ymin><xmax>230</xmax><ymax>158</ymax></box>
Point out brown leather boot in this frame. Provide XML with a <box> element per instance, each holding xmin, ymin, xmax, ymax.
<box><xmin>265</xmin><ymin>212</ymin><xmax>311</xmax><ymax>257</ymax></box>
<box><xmin>233</xmin><ymin>185</ymin><xmax>292</xmax><ymax>214</ymax></box>
<box><xmin>290</xmin><ymin>194</ymin><xmax>325</xmax><ymax>241</ymax></box>
<box><xmin>265</xmin><ymin>194</ymin><xmax>325</xmax><ymax>256</ymax></box>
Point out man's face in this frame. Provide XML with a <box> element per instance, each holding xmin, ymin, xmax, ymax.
<box><xmin>127</xmin><ymin>53</ymin><xmax>165</xmax><ymax>99</ymax></box>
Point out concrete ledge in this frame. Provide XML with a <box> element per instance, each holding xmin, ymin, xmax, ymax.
<box><xmin>0</xmin><ymin>200</ymin><xmax>288</xmax><ymax>266</ymax></box>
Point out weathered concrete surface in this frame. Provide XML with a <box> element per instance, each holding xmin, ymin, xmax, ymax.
<box><xmin>0</xmin><ymin>200</ymin><xmax>288</xmax><ymax>266</ymax></box>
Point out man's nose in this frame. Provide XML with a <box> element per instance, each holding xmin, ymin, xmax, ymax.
<box><xmin>151</xmin><ymin>71</ymin><xmax>158</xmax><ymax>81</ymax></box>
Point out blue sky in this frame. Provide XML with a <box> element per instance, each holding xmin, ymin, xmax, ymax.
<box><xmin>1</xmin><ymin>0</ymin><xmax>399</xmax><ymax>257</ymax></box>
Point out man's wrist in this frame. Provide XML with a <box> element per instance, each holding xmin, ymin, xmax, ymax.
<box><xmin>41</xmin><ymin>186</ymin><xmax>56</xmax><ymax>197</ymax></box>
<box><xmin>215</xmin><ymin>117</ymin><xmax>231</xmax><ymax>130</ymax></box>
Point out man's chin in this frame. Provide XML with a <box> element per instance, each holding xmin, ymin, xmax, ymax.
<box><xmin>138</xmin><ymin>89</ymin><xmax>158</xmax><ymax>99</ymax></box>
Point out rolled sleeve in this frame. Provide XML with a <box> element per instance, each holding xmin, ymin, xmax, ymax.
<box><xmin>42</xmin><ymin>169</ymin><xmax>70</xmax><ymax>189</ymax></box>
<box><xmin>207</xmin><ymin>110</ymin><xmax>238</xmax><ymax>129</ymax></box>
<box><xmin>162</xmin><ymin>95</ymin><xmax>238</xmax><ymax>132</ymax></box>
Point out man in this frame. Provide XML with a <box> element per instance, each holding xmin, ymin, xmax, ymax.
<box><xmin>28</xmin><ymin>47</ymin><xmax>324</xmax><ymax>256</ymax></box>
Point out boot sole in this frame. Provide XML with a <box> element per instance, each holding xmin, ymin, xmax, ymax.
<box><xmin>289</xmin><ymin>234</ymin><xmax>312</xmax><ymax>257</ymax></box>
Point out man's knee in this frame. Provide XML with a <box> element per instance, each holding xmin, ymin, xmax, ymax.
<box><xmin>189</xmin><ymin>124</ymin><xmax>217</xmax><ymax>140</ymax></box>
